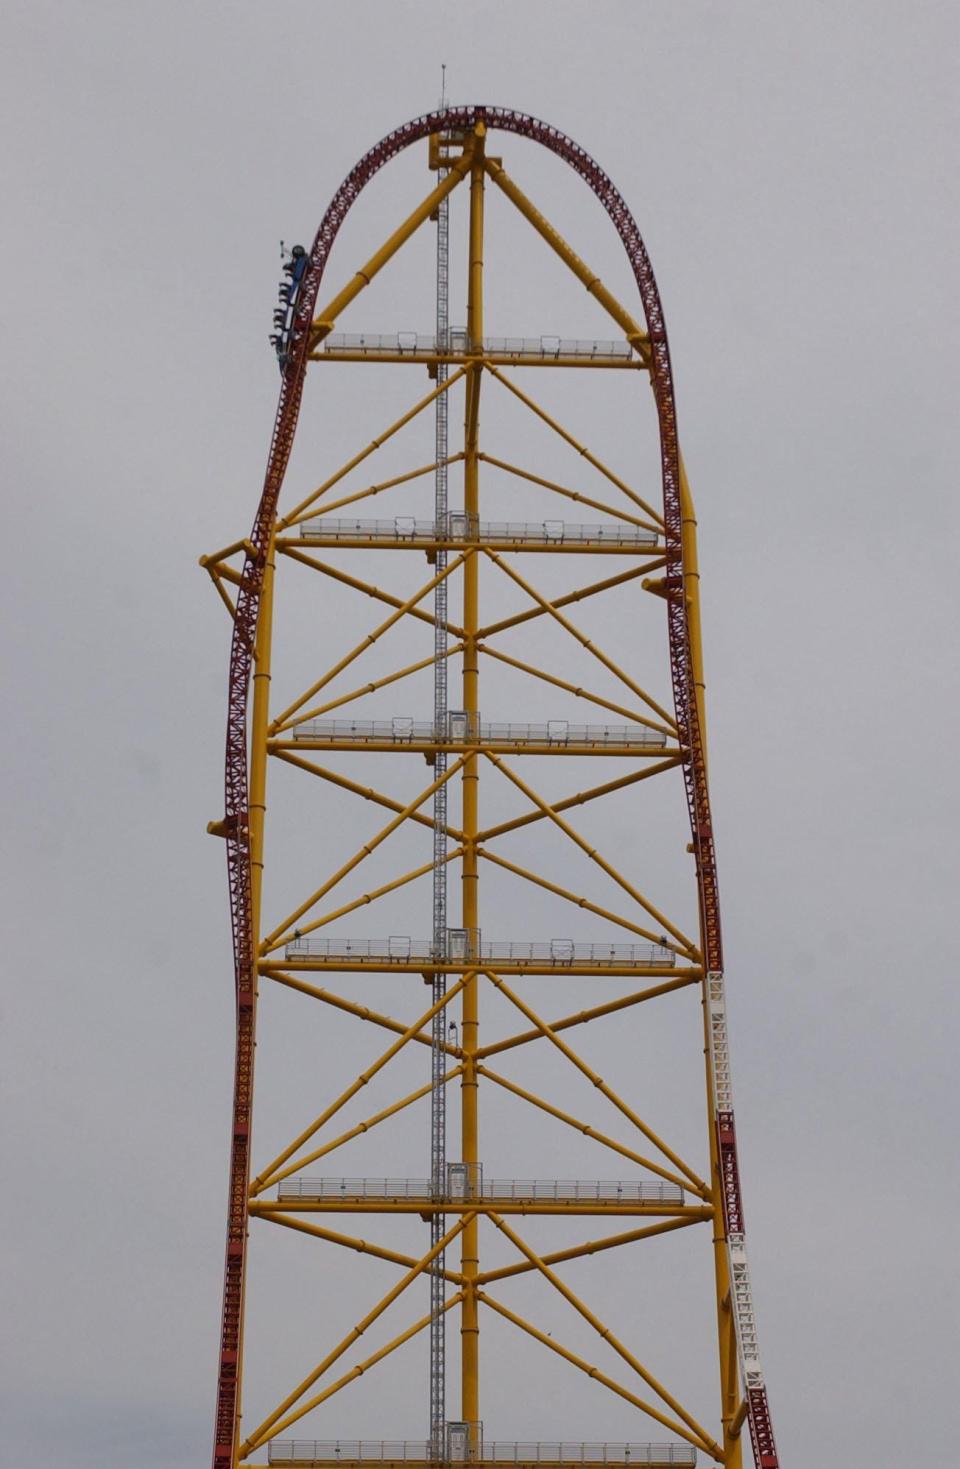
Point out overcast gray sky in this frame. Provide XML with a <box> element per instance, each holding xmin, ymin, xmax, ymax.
<box><xmin>1</xmin><ymin>3</ymin><xmax>958</xmax><ymax>1466</ymax></box>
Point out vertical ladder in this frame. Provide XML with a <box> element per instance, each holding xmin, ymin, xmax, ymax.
<box><xmin>429</xmin><ymin>92</ymin><xmax>451</xmax><ymax>1464</ymax></box>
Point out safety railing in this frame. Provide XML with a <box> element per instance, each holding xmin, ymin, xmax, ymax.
<box><xmin>289</xmin><ymin>719</ymin><xmax>667</xmax><ymax>749</ymax></box>
<box><xmin>274</xmin><ymin>1178</ymin><xmax>685</xmax><ymax>1205</ymax></box>
<box><xmin>321</xmin><ymin>332</ymin><xmax>635</xmax><ymax>361</ymax></box>
<box><xmin>298</xmin><ymin>517</ymin><xmax>656</xmax><ymax>548</ymax></box>
<box><xmin>281</xmin><ymin>936</ymin><xmax>676</xmax><ymax>968</ymax></box>
<box><xmin>268</xmin><ymin>1444</ymin><xmax>695</xmax><ymax>1466</ymax></box>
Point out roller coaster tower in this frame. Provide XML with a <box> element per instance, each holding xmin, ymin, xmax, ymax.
<box><xmin>201</xmin><ymin>106</ymin><xmax>780</xmax><ymax>1469</ymax></box>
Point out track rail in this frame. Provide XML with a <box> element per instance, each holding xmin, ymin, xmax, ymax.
<box><xmin>211</xmin><ymin>105</ymin><xmax>779</xmax><ymax>1469</ymax></box>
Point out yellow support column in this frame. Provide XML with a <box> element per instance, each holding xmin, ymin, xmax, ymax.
<box><xmin>460</xmin><ymin>122</ymin><xmax>486</xmax><ymax>1443</ymax></box>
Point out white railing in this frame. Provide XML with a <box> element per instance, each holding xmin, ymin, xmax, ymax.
<box><xmin>274</xmin><ymin>1178</ymin><xmax>685</xmax><ymax>1204</ymax></box>
<box><xmin>298</xmin><ymin>518</ymin><xmax>656</xmax><ymax>548</ymax></box>
<box><xmin>290</xmin><ymin>719</ymin><xmax>667</xmax><ymax>749</ymax></box>
<box><xmin>322</xmin><ymin>332</ymin><xmax>635</xmax><ymax>361</ymax></box>
<box><xmin>282</xmin><ymin>937</ymin><xmax>676</xmax><ymax>968</ymax></box>
<box><xmin>268</xmin><ymin>1444</ymin><xmax>695</xmax><ymax>1466</ymax></box>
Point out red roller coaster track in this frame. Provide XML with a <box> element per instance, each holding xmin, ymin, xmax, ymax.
<box><xmin>211</xmin><ymin>105</ymin><xmax>779</xmax><ymax>1469</ymax></box>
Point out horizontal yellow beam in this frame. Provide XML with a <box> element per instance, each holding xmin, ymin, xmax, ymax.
<box><xmin>267</xmin><ymin>960</ymin><xmax>687</xmax><ymax>979</ymax></box>
<box><xmin>269</xmin><ymin>740</ymin><xmax>672</xmax><ymax>758</ymax></box>
<box><xmin>279</xmin><ymin>536</ymin><xmax>653</xmax><ymax>555</ymax></box>
<box><xmin>253</xmin><ymin>1201</ymin><xmax>705</xmax><ymax>1216</ymax></box>
<box><xmin>311</xmin><ymin>350</ymin><xmax>646</xmax><ymax>369</ymax></box>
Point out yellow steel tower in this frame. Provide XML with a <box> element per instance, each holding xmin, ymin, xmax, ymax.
<box><xmin>203</xmin><ymin>108</ymin><xmax>780</xmax><ymax>1469</ymax></box>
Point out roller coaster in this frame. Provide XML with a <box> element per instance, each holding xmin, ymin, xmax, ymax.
<box><xmin>202</xmin><ymin>105</ymin><xmax>781</xmax><ymax>1469</ymax></box>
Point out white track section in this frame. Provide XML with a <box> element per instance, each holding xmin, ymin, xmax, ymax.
<box><xmin>706</xmin><ymin>972</ymin><xmax>769</xmax><ymax>1401</ymax></box>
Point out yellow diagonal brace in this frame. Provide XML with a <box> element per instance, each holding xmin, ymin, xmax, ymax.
<box><xmin>240</xmin><ymin>1214</ymin><xmax>471</xmax><ymax>1453</ymax></box>
<box><xmin>249</xmin><ymin>976</ymin><xmax>469</xmax><ymax>1194</ymax></box>
<box><xmin>484</xmin><ymin>549</ymin><xmax>677</xmax><ymax>731</ymax></box>
<box><xmin>477</xmin><ymin>1065</ymin><xmax>694</xmax><ymax>1193</ymax></box>
<box><xmin>486</xmin><ymin>364</ymin><xmax>663</xmax><ymax>525</ymax></box>
<box><xmin>198</xmin><ymin>536</ymin><xmax>256</xmax><ymax>567</ymax></box>
<box><xmin>483</xmin><ymin>971</ymin><xmax>708</xmax><ymax>1196</ymax></box>
<box><xmin>272</xmin><ymin>644</ymin><xmax>464</xmax><ymax>722</ymax></box>
<box><xmin>263</xmin><ymin>971</ymin><xmax>461</xmax><ymax>1056</ymax></box>
<box><xmin>247</xmin><ymin>1292</ymin><xmax>464</xmax><ymax>1453</ymax></box>
<box><xmin>253</xmin><ymin>1211</ymin><xmax>465</xmax><ymax>1283</ymax></box>
<box><xmin>262</xmin><ymin>849</ymin><xmax>463</xmax><ymax>945</ymax></box>
<box><xmin>261</xmin><ymin>754</ymin><xmax>468</xmax><ymax>952</ymax></box>
<box><xmin>279</xmin><ymin>367</ymin><xmax>469</xmax><ymax>526</ymax></box>
<box><xmin>289</xmin><ymin>454</ymin><xmax>464</xmax><ymax>526</ymax></box>
<box><xmin>478</xmin><ymin>1291</ymin><xmax>718</xmax><ymax>1458</ymax></box>
<box><xmin>259</xmin><ymin>1066</ymin><xmax>464</xmax><ymax>1179</ymax></box>
<box><xmin>476</xmin><ymin>975</ymin><xmax>701</xmax><ymax>1060</ymax></box>
<box><xmin>270</xmin><ymin>749</ymin><xmax>465</xmax><ymax>842</ymax></box>
<box><xmin>476</xmin><ymin>1216</ymin><xmax>707</xmax><ymax>1286</ymax></box>
<box><xmin>207</xmin><ymin>570</ymin><xmax>239</xmax><ymax>622</ymax></box>
<box><xmin>271</xmin><ymin>552</ymin><xmax>468</xmax><ymax>733</ymax></box>
<box><xmin>484</xmin><ymin>158</ymin><xmax>651</xmax><ymax>363</ymax></box>
<box><xmin>488</xmin><ymin>1213</ymin><xmax>721</xmax><ymax>1459</ymax></box>
<box><xmin>477</xmin><ymin>846</ymin><xmax>688</xmax><ymax>954</ymax></box>
<box><xmin>730</xmin><ymin>1396</ymin><xmax>750</xmax><ymax>1437</ymax></box>
<box><xmin>478</xmin><ymin>453</ymin><xmax>658</xmax><ymax>531</ymax></box>
<box><xmin>475</xmin><ymin>759</ymin><xmax>681</xmax><ymax>844</ymax></box>
<box><xmin>309</xmin><ymin>156</ymin><xmax>471</xmax><ymax>348</ymax></box>
<box><xmin>486</xmin><ymin>754</ymin><xmax>698</xmax><ymax>955</ymax></box>
<box><xmin>276</xmin><ymin>546</ymin><xmax>466</xmax><ymax>637</ymax></box>
<box><xmin>476</xmin><ymin>560</ymin><xmax>662</xmax><ymax>640</ymax></box>
<box><xmin>478</xmin><ymin>643</ymin><xmax>668</xmax><ymax>732</ymax></box>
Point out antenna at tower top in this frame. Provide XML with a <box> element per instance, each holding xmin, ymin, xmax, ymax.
<box><xmin>440</xmin><ymin>63</ymin><xmax>447</xmax><ymax>112</ymax></box>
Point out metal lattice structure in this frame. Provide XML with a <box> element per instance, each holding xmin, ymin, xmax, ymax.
<box><xmin>202</xmin><ymin>106</ymin><xmax>780</xmax><ymax>1469</ymax></box>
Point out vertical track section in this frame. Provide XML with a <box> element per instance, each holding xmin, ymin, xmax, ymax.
<box><xmin>429</xmin><ymin>109</ymin><xmax>451</xmax><ymax>1462</ymax></box>
<box><xmin>210</xmin><ymin>103</ymin><xmax>780</xmax><ymax>1469</ymax></box>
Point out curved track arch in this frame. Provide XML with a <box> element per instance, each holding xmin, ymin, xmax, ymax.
<box><xmin>212</xmin><ymin>105</ymin><xmax>779</xmax><ymax>1469</ymax></box>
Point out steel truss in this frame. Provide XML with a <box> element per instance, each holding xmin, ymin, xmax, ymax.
<box><xmin>203</xmin><ymin>107</ymin><xmax>780</xmax><ymax>1469</ymax></box>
